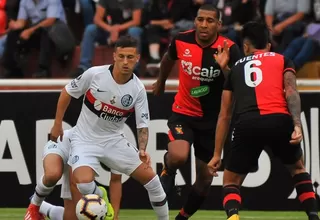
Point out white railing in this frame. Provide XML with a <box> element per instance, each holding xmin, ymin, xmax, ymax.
<box><xmin>0</xmin><ymin>79</ymin><xmax>319</xmax><ymax>87</ymax></box>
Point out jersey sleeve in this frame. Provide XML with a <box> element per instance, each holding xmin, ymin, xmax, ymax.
<box><xmin>223</xmin><ymin>69</ymin><xmax>233</xmax><ymax>91</ymax></box>
<box><xmin>283</xmin><ymin>56</ymin><xmax>296</xmax><ymax>75</ymax></box>
<box><xmin>134</xmin><ymin>88</ymin><xmax>150</xmax><ymax>128</ymax></box>
<box><xmin>228</xmin><ymin>44</ymin><xmax>242</xmax><ymax>68</ymax></box>
<box><xmin>65</xmin><ymin>68</ymin><xmax>95</xmax><ymax>99</ymax></box>
<box><xmin>167</xmin><ymin>36</ymin><xmax>178</xmax><ymax>60</ymax></box>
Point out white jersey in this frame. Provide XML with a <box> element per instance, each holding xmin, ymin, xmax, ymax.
<box><xmin>65</xmin><ymin>65</ymin><xmax>149</xmax><ymax>143</ymax></box>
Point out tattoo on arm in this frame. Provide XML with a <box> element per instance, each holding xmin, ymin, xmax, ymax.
<box><xmin>284</xmin><ymin>71</ymin><xmax>301</xmax><ymax>127</ymax></box>
<box><xmin>137</xmin><ymin>127</ymin><xmax>149</xmax><ymax>151</ymax></box>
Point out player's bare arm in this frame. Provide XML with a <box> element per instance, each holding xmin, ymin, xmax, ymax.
<box><xmin>51</xmin><ymin>88</ymin><xmax>72</xmax><ymax>142</ymax></box>
<box><xmin>137</xmin><ymin>127</ymin><xmax>151</xmax><ymax>164</ymax></box>
<box><xmin>284</xmin><ymin>71</ymin><xmax>301</xmax><ymax>128</ymax></box>
<box><xmin>208</xmin><ymin>90</ymin><xmax>233</xmax><ymax>176</ymax></box>
<box><xmin>152</xmin><ymin>52</ymin><xmax>176</xmax><ymax>96</ymax></box>
<box><xmin>137</xmin><ymin>127</ymin><xmax>149</xmax><ymax>150</ymax></box>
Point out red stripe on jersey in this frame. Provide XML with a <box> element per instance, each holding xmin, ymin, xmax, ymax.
<box><xmin>253</xmin><ymin>53</ymin><xmax>289</xmax><ymax>115</ymax></box>
<box><xmin>212</xmin><ymin>36</ymin><xmax>235</xmax><ymax>49</ymax></box>
<box><xmin>168</xmin><ymin>130</ymin><xmax>175</xmax><ymax>141</ymax></box>
<box><xmin>173</xmin><ymin>40</ymin><xmax>203</xmax><ymax>117</ymax></box>
<box><xmin>85</xmin><ymin>90</ymin><xmax>134</xmax><ymax>114</ymax></box>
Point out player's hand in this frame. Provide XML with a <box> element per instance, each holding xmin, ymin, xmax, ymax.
<box><xmin>214</xmin><ymin>40</ymin><xmax>230</xmax><ymax>70</ymax></box>
<box><xmin>152</xmin><ymin>80</ymin><xmax>165</xmax><ymax>96</ymax></box>
<box><xmin>207</xmin><ymin>156</ymin><xmax>221</xmax><ymax>177</ymax></box>
<box><xmin>290</xmin><ymin>125</ymin><xmax>303</xmax><ymax>145</ymax></box>
<box><xmin>139</xmin><ymin>150</ymin><xmax>151</xmax><ymax>165</ymax></box>
<box><xmin>50</xmin><ymin>124</ymin><xmax>64</xmax><ymax>142</ymax></box>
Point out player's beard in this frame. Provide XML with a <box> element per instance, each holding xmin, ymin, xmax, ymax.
<box><xmin>197</xmin><ymin>32</ymin><xmax>217</xmax><ymax>46</ymax></box>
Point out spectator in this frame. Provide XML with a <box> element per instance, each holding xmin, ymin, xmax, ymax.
<box><xmin>70</xmin><ymin>0</ymin><xmax>144</xmax><ymax>77</ymax></box>
<box><xmin>283</xmin><ymin>0</ymin><xmax>320</xmax><ymax>70</ymax></box>
<box><xmin>145</xmin><ymin>0</ymin><xmax>195</xmax><ymax>69</ymax></box>
<box><xmin>0</xmin><ymin>0</ymin><xmax>7</xmax><ymax>58</ymax></box>
<box><xmin>265</xmin><ymin>0</ymin><xmax>311</xmax><ymax>53</ymax></box>
<box><xmin>219</xmin><ymin>0</ymin><xmax>260</xmax><ymax>47</ymax></box>
<box><xmin>79</xmin><ymin>0</ymin><xmax>95</xmax><ymax>27</ymax></box>
<box><xmin>1</xmin><ymin>0</ymin><xmax>70</xmax><ymax>78</ymax></box>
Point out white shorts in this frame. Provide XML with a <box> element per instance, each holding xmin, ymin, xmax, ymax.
<box><xmin>61</xmin><ymin>165</ymin><xmax>72</xmax><ymax>200</ymax></box>
<box><xmin>42</xmin><ymin>129</ymin><xmax>74</xmax><ymax>199</ymax></box>
<box><xmin>68</xmin><ymin>135</ymin><xmax>142</xmax><ymax>176</ymax></box>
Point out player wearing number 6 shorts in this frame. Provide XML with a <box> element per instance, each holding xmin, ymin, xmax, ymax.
<box><xmin>208</xmin><ymin>21</ymin><xmax>320</xmax><ymax>220</ymax></box>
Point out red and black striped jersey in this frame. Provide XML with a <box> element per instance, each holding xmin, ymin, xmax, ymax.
<box><xmin>168</xmin><ymin>30</ymin><xmax>241</xmax><ymax>118</ymax></box>
<box><xmin>224</xmin><ymin>51</ymin><xmax>295</xmax><ymax>121</ymax></box>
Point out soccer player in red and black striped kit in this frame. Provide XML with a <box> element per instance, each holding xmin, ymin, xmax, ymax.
<box><xmin>208</xmin><ymin>21</ymin><xmax>320</xmax><ymax>220</ymax></box>
<box><xmin>153</xmin><ymin>4</ymin><xmax>241</xmax><ymax>220</ymax></box>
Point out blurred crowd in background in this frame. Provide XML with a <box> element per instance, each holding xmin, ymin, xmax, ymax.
<box><xmin>0</xmin><ymin>0</ymin><xmax>319</xmax><ymax>79</ymax></box>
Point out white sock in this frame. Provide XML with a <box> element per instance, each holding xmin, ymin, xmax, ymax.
<box><xmin>77</xmin><ymin>181</ymin><xmax>103</xmax><ymax>197</ymax></box>
<box><xmin>39</xmin><ymin>201</ymin><xmax>64</xmax><ymax>220</ymax></box>
<box><xmin>144</xmin><ymin>176</ymin><xmax>169</xmax><ymax>220</ymax></box>
<box><xmin>31</xmin><ymin>175</ymin><xmax>55</xmax><ymax>206</ymax></box>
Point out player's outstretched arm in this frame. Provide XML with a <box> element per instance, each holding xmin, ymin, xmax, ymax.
<box><xmin>208</xmin><ymin>90</ymin><xmax>233</xmax><ymax>176</ymax></box>
<box><xmin>51</xmin><ymin>88</ymin><xmax>72</xmax><ymax>142</ymax></box>
<box><xmin>214</xmin><ymin>90</ymin><xmax>233</xmax><ymax>158</ymax></box>
<box><xmin>284</xmin><ymin>70</ymin><xmax>301</xmax><ymax>127</ymax></box>
<box><xmin>137</xmin><ymin>127</ymin><xmax>150</xmax><ymax>164</ymax></box>
<box><xmin>152</xmin><ymin>52</ymin><xmax>176</xmax><ymax>96</ymax></box>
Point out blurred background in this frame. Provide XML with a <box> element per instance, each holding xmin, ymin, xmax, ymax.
<box><xmin>1</xmin><ymin>0</ymin><xmax>319</xmax><ymax>79</ymax></box>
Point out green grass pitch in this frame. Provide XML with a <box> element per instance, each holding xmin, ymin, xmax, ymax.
<box><xmin>0</xmin><ymin>209</ymin><xmax>308</xmax><ymax>219</ymax></box>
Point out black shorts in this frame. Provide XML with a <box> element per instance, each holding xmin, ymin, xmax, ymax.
<box><xmin>167</xmin><ymin>112</ymin><xmax>217</xmax><ymax>163</ymax></box>
<box><xmin>225</xmin><ymin>114</ymin><xmax>302</xmax><ymax>174</ymax></box>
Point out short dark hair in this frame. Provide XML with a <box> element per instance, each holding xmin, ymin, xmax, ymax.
<box><xmin>114</xmin><ymin>35</ymin><xmax>138</xmax><ymax>50</ymax></box>
<box><xmin>198</xmin><ymin>4</ymin><xmax>221</xmax><ymax>21</ymax></box>
<box><xmin>241</xmin><ymin>21</ymin><xmax>271</xmax><ymax>49</ymax></box>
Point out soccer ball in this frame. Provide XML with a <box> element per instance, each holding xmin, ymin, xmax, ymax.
<box><xmin>76</xmin><ymin>194</ymin><xmax>107</xmax><ymax>220</ymax></box>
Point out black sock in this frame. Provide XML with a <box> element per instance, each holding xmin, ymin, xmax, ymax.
<box><xmin>223</xmin><ymin>185</ymin><xmax>241</xmax><ymax>218</ymax></box>
<box><xmin>175</xmin><ymin>188</ymin><xmax>207</xmax><ymax>219</ymax></box>
<box><xmin>293</xmin><ymin>172</ymin><xmax>318</xmax><ymax>217</ymax></box>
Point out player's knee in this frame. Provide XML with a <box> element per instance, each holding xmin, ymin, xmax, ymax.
<box><xmin>43</xmin><ymin>167</ymin><xmax>63</xmax><ymax>186</ymax></box>
<box><xmin>168</xmin><ymin>152</ymin><xmax>188</xmax><ymax>167</ymax></box>
<box><xmin>73</xmin><ymin>166</ymin><xmax>95</xmax><ymax>184</ymax></box>
<box><xmin>144</xmin><ymin>176</ymin><xmax>166</xmax><ymax>202</ymax></box>
<box><xmin>168</xmin><ymin>141</ymin><xmax>189</xmax><ymax>166</ymax></box>
<box><xmin>77</xmin><ymin>181</ymin><xmax>96</xmax><ymax>195</ymax></box>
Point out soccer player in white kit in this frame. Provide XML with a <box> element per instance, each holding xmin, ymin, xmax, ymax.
<box><xmin>50</xmin><ymin>35</ymin><xmax>169</xmax><ymax>220</ymax></box>
<box><xmin>25</xmin><ymin>128</ymin><xmax>119</xmax><ymax>220</ymax></box>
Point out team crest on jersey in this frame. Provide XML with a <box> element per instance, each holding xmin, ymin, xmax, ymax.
<box><xmin>175</xmin><ymin>125</ymin><xmax>183</xmax><ymax>134</ymax></box>
<box><xmin>121</xmin><ymin>94</ymin><xmax>133</xmax><ymax>107</ymax></box>
<box><xmin>110</xmin><ymin>96</ymin><xmax>116</xmax><ymax>104</ymax></box>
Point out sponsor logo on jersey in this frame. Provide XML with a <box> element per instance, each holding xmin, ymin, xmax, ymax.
<box><xmin>181</xmin><ymin>60</ymin><xmax>221</xmax><ymax>82</ymax></box>
<box><xmin>110</xmin><ymin>96</ymin><xmax>116</xmax><ymax>104</ymax></box>
<box><xmin>85</xmin><ymin>90</ymin><xmax>134</xmax><ymax>123</ymax></box>
<box><xmin>190</xmin><ymin>85</ymin><xmax>210</xmax><ymax>97</ymax></box>
<box><xmin>141</xmin><ymin>113</ymin><xmax>149</xmax><ymax>119</ymax></box>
